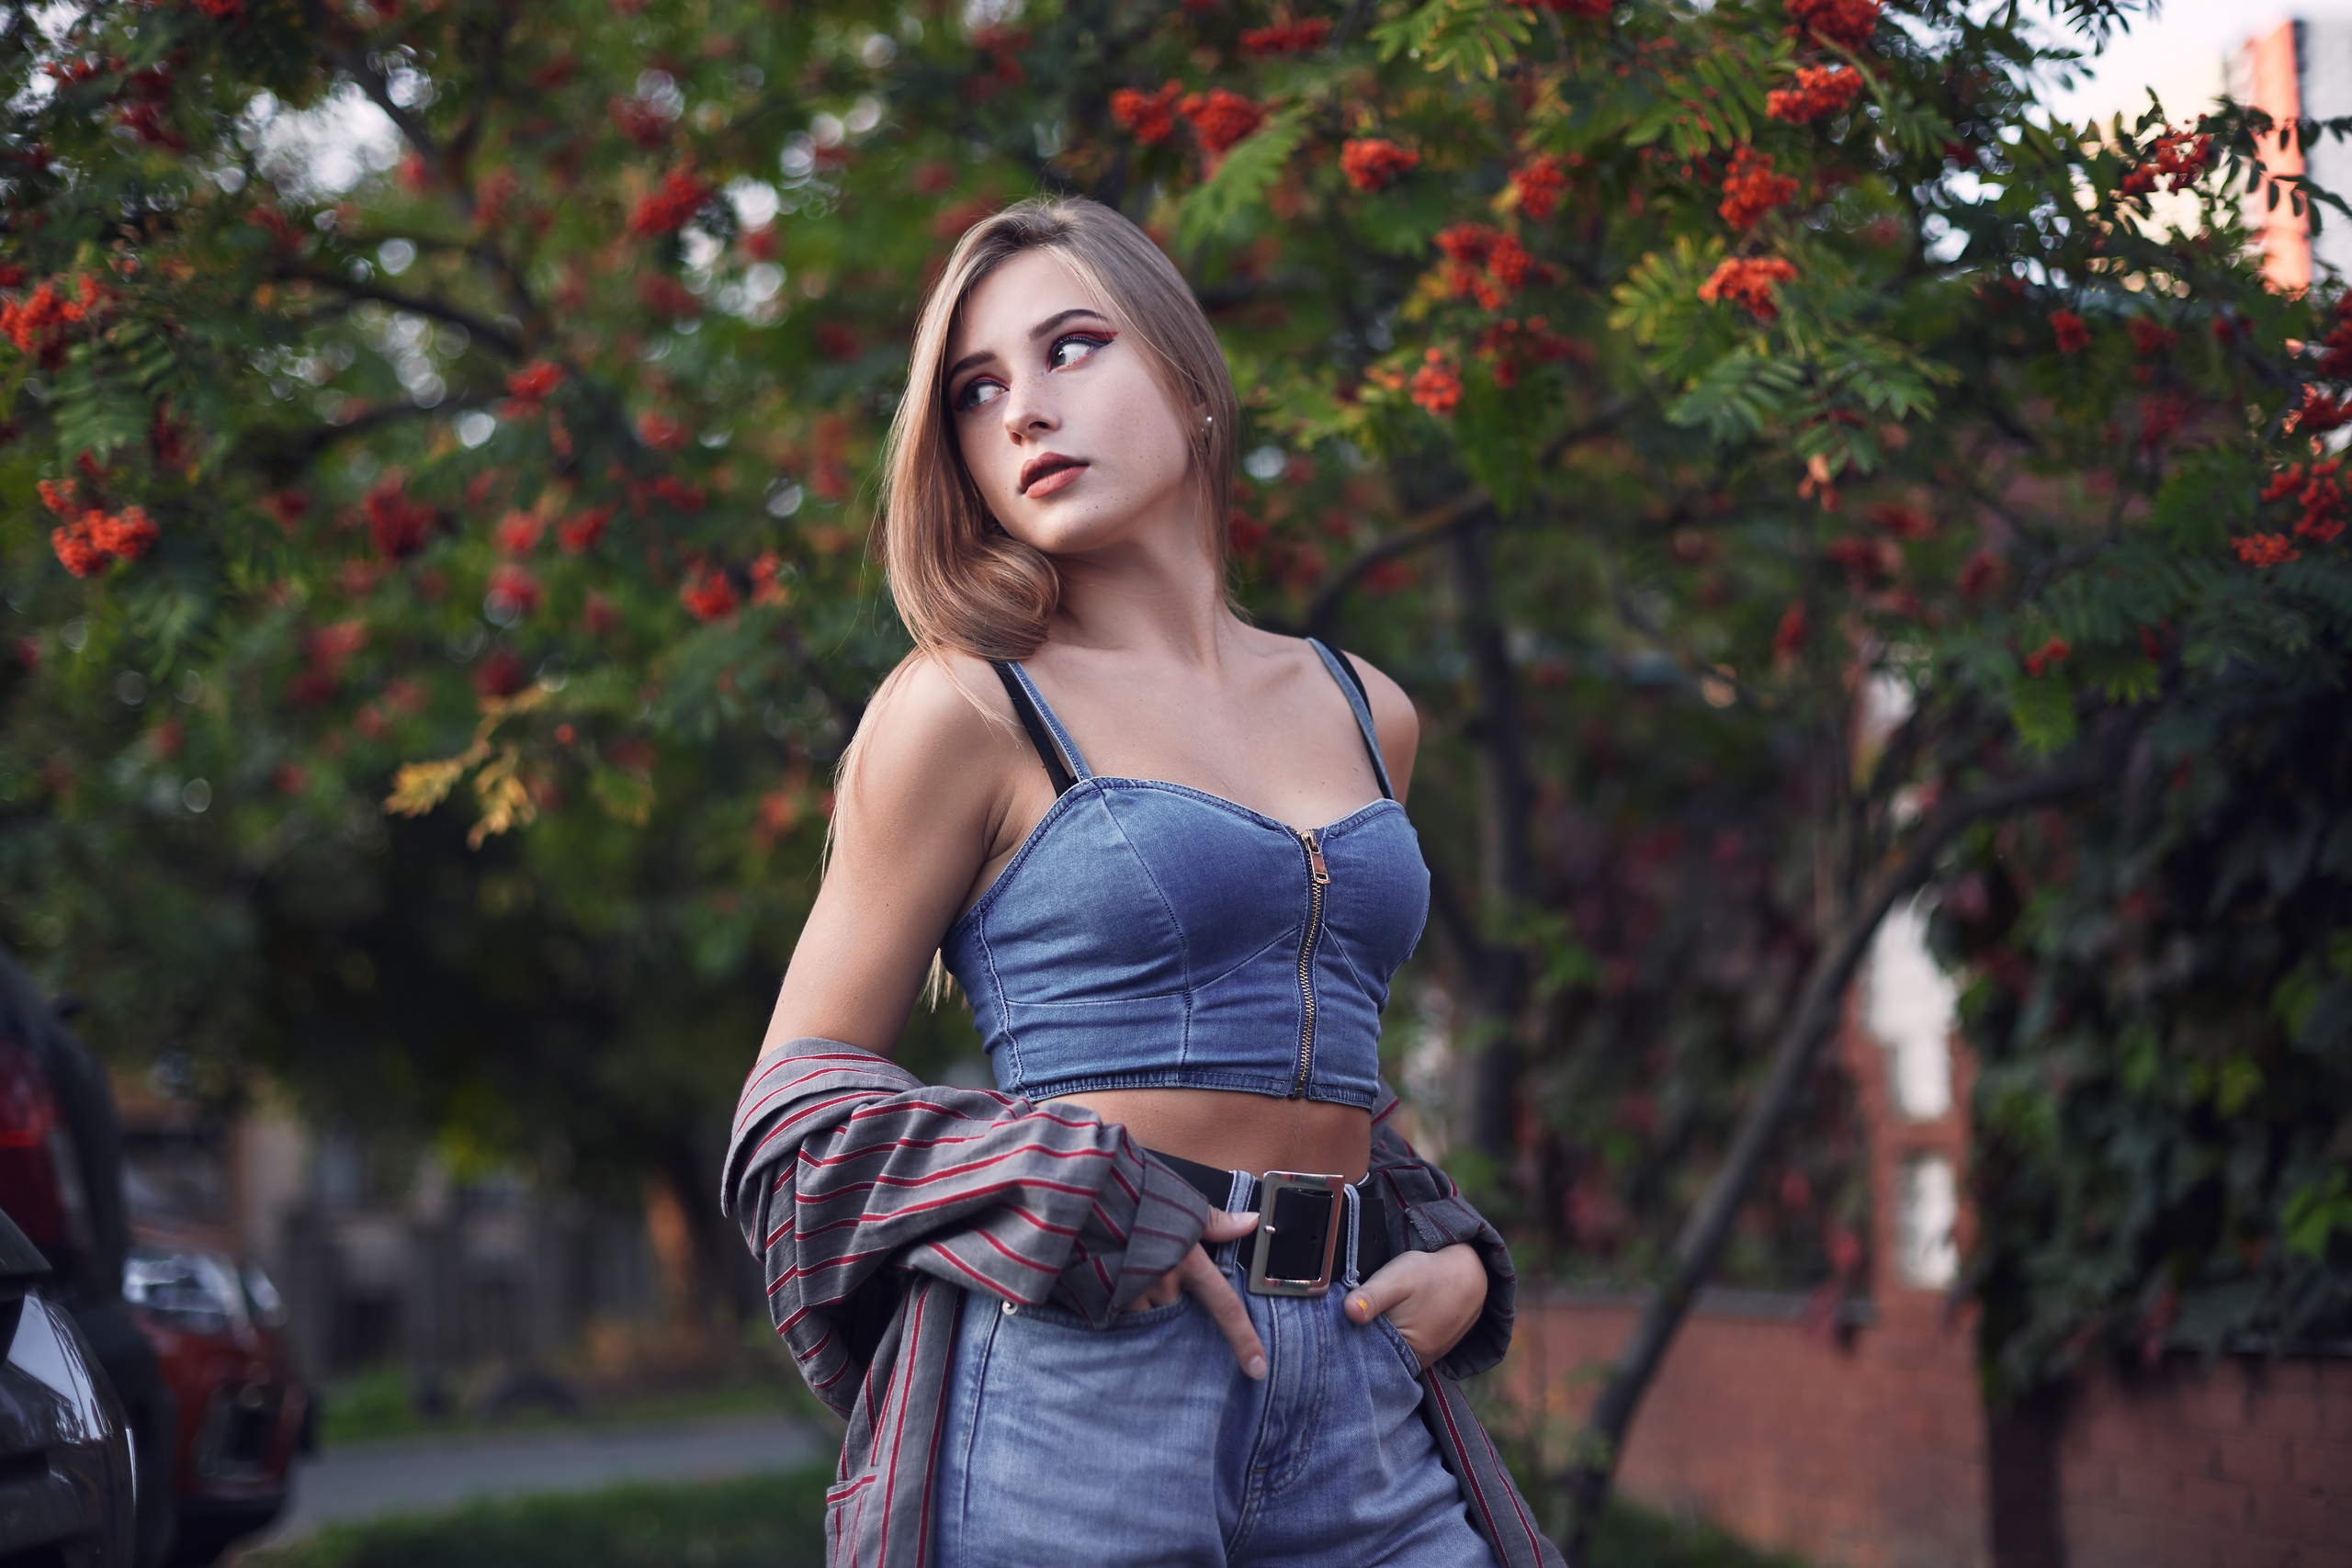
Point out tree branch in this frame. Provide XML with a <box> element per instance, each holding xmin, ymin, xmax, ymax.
<box><xmin>1556</xmin><ymin>710</ymin><xmax>2143</xmax><ymax>1561</ymax></box>
<box><xmin>1295</xmin><ymin>400</ymin><xmax>1629</xmax><ymax>639</ymax></box>
<box><xmin>277</xmin><ymin>264</ymin><xmax>524</xmax><ymax>359</ymax></box>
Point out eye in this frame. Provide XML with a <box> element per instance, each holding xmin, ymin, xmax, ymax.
<box><xmin>953</xmin><ymin>377</ymin><xmax>1006</xmax><ymax>413</ymax></box>
<box><xmin>1047</xmin><ymin>333</ymin><xmax>1113</xmax><ymax>371</ymax></box>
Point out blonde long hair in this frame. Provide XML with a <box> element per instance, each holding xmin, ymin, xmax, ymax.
<box><xmin>875</xmin><ymin>197</ymin><xmax>1239</xmax><ymax>660</ymax></box>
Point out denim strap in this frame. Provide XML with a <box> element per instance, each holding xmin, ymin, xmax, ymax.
<box><xmin>1003</xmin><ymin>661</ymin><xmax>1094</xmax><ymax>780</ymax></box>
<box><xmin>1306</xmin><ymin>638</ymin><xmax>1395</xmax><ymax>800</ymax></box>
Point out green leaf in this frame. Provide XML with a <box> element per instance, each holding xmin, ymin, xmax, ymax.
<box><xmin>1174</xmin><ymin>106</ymin><xmax>1310</xmax><ymax>252</ymax></box>
<box><xmin>1370</xmin><ymin>0</ymin><xmax>1533</xmax><ymax>82</ymax></box>
<box><xmin>590</xmin><ymin>766</ymin><xmax>656</xmax><ymax>827</ymax></box>
<box><xmin>2009</xmin><ymin>672</ymin><xmax>2079</xmax><ymax>754</ymax></box>
<box><xmin>1666</xmin><ymin>348</ymin><xmax>1804</xmax><ymax>441</ymax></box>
<box><xmin>2282</xmin><ymin>1171</ymin><xmax>2352</xmax><ymax>1261</ymax></box>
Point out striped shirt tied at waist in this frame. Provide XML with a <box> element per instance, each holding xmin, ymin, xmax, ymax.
<box><xmin>722</xmin><ymin>1037</ymin><xmax>1564</xmax><ymax>1568</ymax></box>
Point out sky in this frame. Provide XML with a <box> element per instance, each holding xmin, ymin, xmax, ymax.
<box><xmin>2041</xmin><ymin>0</ymin><xmax>2352</xmax><ymax>127</ymax></box>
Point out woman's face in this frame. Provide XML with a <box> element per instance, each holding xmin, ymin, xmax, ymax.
<box><xmin>944</xmin><ymin>249</ymin><xmax>1199</xmax><ymax>559</ymax></box>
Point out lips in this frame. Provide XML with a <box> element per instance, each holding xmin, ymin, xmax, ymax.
<box><xmin>1018</xmin><ymin>452</ymin><xmax>1088</xmax><ymax>497</ymax></box>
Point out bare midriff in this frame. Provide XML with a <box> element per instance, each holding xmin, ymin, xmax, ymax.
<box><xmin>1054</xmin><ymin>1088</ymin><xmax>1372</xmax><ymax>1183</ymax></box>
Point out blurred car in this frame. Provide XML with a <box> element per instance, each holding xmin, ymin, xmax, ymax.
<box><xmin>0</xmin><ymin>1204</ymin><xmax>137</xmax><ymax>1567</ymax></box>
<box><xmin>0</xmin><ymin>950</ymin><xmax>174</xmax><ymax>1567</ymax></box>
<box><xmin>119</xmin><ymin>1218</ymin><xmax>306</xmax><ymax>1564</ymax></box>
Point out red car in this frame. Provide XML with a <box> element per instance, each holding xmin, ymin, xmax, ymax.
<box><xmin>0</xmin><ymin>945</ymin><xmax>309</xmax><ymax>1566</ymax></box>
<box><xmin>120</xmin><ymin>1218</ymin><xmax>309</xmax><ymax>1564</ymax></box>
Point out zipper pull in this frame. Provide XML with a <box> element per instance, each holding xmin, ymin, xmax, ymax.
<box><xmin>1300</xmin><ymin>829</ymin><xmax>1329</xmax><ymax>886</ymax></box>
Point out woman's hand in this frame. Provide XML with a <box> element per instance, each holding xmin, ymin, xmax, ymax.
<box><xmin>1122</xmin><ymin>1209</ymin><xmax>1268</xmax><ymax>1379</ymax></box>
<box><xmin>1343</xmin><ymin>1242</ymin><xmax>1486</xmax><ymax>1371</ymax></box>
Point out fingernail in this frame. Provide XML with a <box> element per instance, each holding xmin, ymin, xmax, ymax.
<box><xmin>1247</xmin><ymin>1355</ymin><xmax>1267</xmax><ymax>1380</ymax></box>
<box><xmin>1351</xmin><ymin>1296</ymin><xmax>1369</xmax><ymax>1318</ymax></box>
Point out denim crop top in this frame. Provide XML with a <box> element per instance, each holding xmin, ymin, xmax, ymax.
<box><xmin>937</xmin><ymin>640</ymin><xmax>1430</xmax><ymax>1111</ymax></box>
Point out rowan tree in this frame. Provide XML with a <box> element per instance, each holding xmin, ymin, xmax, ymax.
<box><xmin>5</xmin><ymin>0</ymin><xmax>2349</xmax><ymax>1546</ymax></box>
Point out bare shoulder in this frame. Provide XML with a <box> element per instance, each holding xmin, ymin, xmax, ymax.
<box><xmin>1336</xmin><ymin>649</ymin><xmax>1419</xmax><ymax>747</ymax></box>
<box><xmin>1336</xmin><ymin>648</ymin><xmax>1419</xmax><ymax>796</ymax></box>
<box><xmin>839</xmin><ymin>649</ymin><xmax>1022</xmax><ymax>818</ymax></box>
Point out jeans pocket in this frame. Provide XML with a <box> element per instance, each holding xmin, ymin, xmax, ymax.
<box><xmin>1374</xmin><ymin>1314</ymin><xmax>1425</xmax><ymax>1380</ymax></box>
<box><xmin>1004</xmin><ymin>1294</ymin><xmax>1191</xmax><ymax>1333</ymax></box>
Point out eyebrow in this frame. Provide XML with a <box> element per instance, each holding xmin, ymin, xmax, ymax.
<box><xmin>944</xmin><ymin>307</ymin><xmax>1114</xmax><ymax>383</ymax></box>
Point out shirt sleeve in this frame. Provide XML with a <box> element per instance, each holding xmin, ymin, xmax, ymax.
<box><xmin>1367</xmin><ymin>1084</ymin><xmax>1517</xmax><ymax>1380</ymax></box>
<box><xmin>723</xmin><ymin>1039</ymin><xmax>1209</xmax><ymax>1415</ymax></box>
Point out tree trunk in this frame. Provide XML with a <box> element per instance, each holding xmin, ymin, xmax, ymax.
<box><xmin>1556</xmin><ymin>739</ymin><xmax>2129</xmax><ymax>1562</ymax></box>
<box><xmin>1448</xmin><ymin>515</ymin><xmax>1541</xmax><ymax>1159</ymax></box>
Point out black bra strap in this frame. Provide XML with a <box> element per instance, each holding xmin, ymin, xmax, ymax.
<box><xmin>991</xmin><ymin>661</ymin><xmax>1076</xmax><ymax>796</ymax></box>
<box><xmin>1319</xmin><ymin>643</ymin><xmax>1393</xmax><ymax>800</ymax></box>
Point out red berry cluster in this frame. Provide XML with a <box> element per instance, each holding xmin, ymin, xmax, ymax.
<box><xmin>288</xmin><ymin>619</ymin><xmax>369</xmax><ymax>705</ymax></box>
<box><xmin>1698</xmin><ymin>257</ymin><xmax>1797</xmax><ymax>321</ymax></box>
<box><xmin>1475</xmin><ymin>316</ymin><xmax>1586</xmax><ymax>387</ymax></box>
<box><xmin>558</xmin><ymin>506</ymin><xmax>615</xmax><ymax>554</ymax></box>
<box><xmin>2256</xmin><ymin>459</ymin><xmax>2346</xmax><ymax>545</ymax></box>
<box><xmin>1510</xmin><ymin>154</ymin><xmax>1571</xmax><ymax>220</ymax></box>
<box><xmin>486</xmin><ymin>564</ymin><xmax>542</xmax><ymax>619</ymax></box>
<box><xmin>501</xmin><ymin>360</ymin><xmax>565</xmax><ymax>416</ymax></box>
<box><xmin>1409</xmin><ymin>350</ymin><xmax>1462</xmax><ymax>416</ymax></box>
<box><xmin>2049</xmin><ymin>310</ymin><xmax>2090</xmax><ymax>354</ymax></box>
<box><xmin>2023</xmin><ymin>636</ymin><xmax>2071</xmax><ymax>676</ymax></box>
<box><xmin>2314</xmin><ymin>296</ymin><xmax>2352</xmax><ymax>378</ymax></box>
<box><xmin>1</xmin><ymin>274</ymin><xmax>104</xmax><ymax>369</ymax></box>
<box><xmin>2286</xmin><ymin>386</ymin><xmax>2350</xmax><ymax>437</ymax></box>
<box><xmin>366</xmin><ymin>480</ymin><xmax>438</xmax><ymax>560</ymax></box>
<box><xmin>2119</xmin><ymin>129</ymin><xmax>2213</xmax><ymax>197</ymax></box>
<box><xmin>1785</xmin><ymin>0</ymin><xmax>1880</xmax><ymax>51</ymax></box>
<box><xmin>1718</xmin><ymin>147</ymin><xmax>1798</xmax><ymax>231</ymax></box>
<box><xmin>494</xmin><ymin>510</ymin><xmax>546</xmax><ymax>555</ymax></box>
<box><xmin>1826</xmin><ymin>534</ymin><xmax>1902</xmax><ymax>586</ymax></box>
<box><xmin>40</xmin><ymin>479</ymin><xmax>156</xmax><ymax>579</ymax></box>
<box><xmin>681</xmin><ymin>564</ymin><xmax>741</xmax><ymax>622</ymax></box>
<box><xmin>1239</xmin><ymin>19</ymin><xmax>1329</xmax><ymax>56</ymax></box>
<box><xmin>1179</xmin><ymin>89</ymin><xmax>1266</xmax><ymax>155</ymax></box>
<box><xmin>637</xmin><ymin>412</ymin><xmax>691</xmax><ymax>452</ymax></box>
<box><xmin>610</xmin><ymin>96</ymin><xmax>671</xmax><ymax>150</ymax></box>
<box><xmin>630</xmin><ymin>168</ymin><xmax>713</xmax><ymax>237</ymax></box>
<box><xmin>1766</xmin><ymin>65</ymin><xmax>1864</xmax><ymax>124</ymax></box>
<box><xmin>1340</xmin><ymin>139</ymin><xmax>1419</xmax><ymax>192</ymax></box>
<box><xmin>1111</xmin><ymin>83</ymin><xmax>1182</xmax><ymax>146</ymax></box>
<box><xmin>2233</xmin><ymin>534</ymin><xmax>2300</xmax><ymax>568</ymax></box>
<box><xmin>1434</xmin><ymin>225</ymin><xmax>1533</xmax><ymax>309</ymax></box>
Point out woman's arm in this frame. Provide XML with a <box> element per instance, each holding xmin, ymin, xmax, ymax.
<box><xmin>761</xmin><ymin>652</ymin><xmax>1031</xmax><ymax>1055</ymax></box>
<box><xmin>744</xmin><ymin>655</ymin><xmax>1264</xmax><ymax>1371</ymax></box>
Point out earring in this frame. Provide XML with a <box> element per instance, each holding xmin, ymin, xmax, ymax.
<box><xmin>1204</xmin><ymin>414</ymin><xmax>1215</xmax><ymax>429</ymax></box>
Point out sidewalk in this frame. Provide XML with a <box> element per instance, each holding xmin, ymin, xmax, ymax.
<box><xmin>249</xmin><ymin>1414</ymin><xmax>827</xmax><ymax>1542</ymax></box>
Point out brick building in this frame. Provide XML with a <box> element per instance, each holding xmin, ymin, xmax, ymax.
<box><xmin>1496</xmin><ymin>903</ymin><xmax>2352</xmax><ymax>1567</ymax></box>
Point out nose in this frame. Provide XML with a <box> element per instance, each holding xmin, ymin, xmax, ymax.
<box><xmin>999</xmin><ymin>369</ymin><xmax>1057</xmax><ymax>444</ymax></box>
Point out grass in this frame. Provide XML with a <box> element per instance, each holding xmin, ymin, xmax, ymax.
<box><xmin>1588</xmin><ymin>1502</ymin><xmax>1811</xmax><ymax>1568</ymax></box>
<box><xmin>236</xmin><ymin>1467</ymin><xmax>1799</xmax><ymax>1568</ymax></box>
<box><xmin>316</xmin><ymin>1362</ymin><xmax>820</xmax><ymax>1450</ymax></box>
<box><xmin>238</xmin><ymin>1470</ymin><xmax>833</xmax><ymax>1568</ymax></box>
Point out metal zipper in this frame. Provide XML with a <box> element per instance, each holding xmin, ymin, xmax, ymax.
<box><xmin>1290</xmin><ymin>829</ymin><xmax>1329</xmax><ymax>1097</ymax></box>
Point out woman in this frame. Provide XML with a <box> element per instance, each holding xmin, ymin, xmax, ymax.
<box><xmin>725</xmin><ymin>197</ymin><xmax>1560</xmax><ymax>1568</ymax></box>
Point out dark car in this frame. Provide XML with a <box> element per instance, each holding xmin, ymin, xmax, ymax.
<box><xmin>120</xmin><ymin>1218</ymin><xmax>305</xmax><ymax>1563</ymax></box>
<box><xmin>0</xmin><ymin>949</ymin><xmax>177</xmax><ymax>1567</ymax></box>
<box><xmin>0</xmin><ymin>1204</ymin><xmax>137</xmax><ymax>1567</ymax></box>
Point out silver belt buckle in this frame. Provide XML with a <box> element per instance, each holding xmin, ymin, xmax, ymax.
<box><xmin>1246</xmin><ymin>1171</ymin><xmax>1347</xmax><ymax>1297</ymax></box>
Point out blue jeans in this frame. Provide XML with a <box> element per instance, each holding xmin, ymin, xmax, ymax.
<box><xmin>933</xmin><ymin>1250</ymin><xmax>1494</xmax><ymax>1567</ymax></box>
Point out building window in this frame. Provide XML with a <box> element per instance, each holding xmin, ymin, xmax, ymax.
<box><xmin>1864</xmin><ymin>895</ymin><xmax>1955</xmax><ymax>1121</ymax></box>
<box><xmin>1894</xmin><ymin>1154</ymin><xmax>1960</xmax><ymax>1290</ymax></box>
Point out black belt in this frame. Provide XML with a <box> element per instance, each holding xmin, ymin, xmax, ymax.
<box><xmin>1150</xmin><ymin>1150</ymin><xmax>1395</xmax><ymax>1297</ymax></box>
